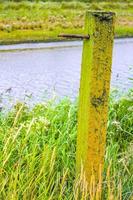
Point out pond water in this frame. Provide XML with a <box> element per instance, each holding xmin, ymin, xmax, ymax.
<box><xmin>0</xmin><ymin>38</ymin><xmax>133</xmax><ymax>106</ymax></box>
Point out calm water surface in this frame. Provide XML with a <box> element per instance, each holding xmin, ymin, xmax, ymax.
<box><xmin>0</xmin><ymin>38</ymin><xmax>133</xmax><ymax>106</ymax></box>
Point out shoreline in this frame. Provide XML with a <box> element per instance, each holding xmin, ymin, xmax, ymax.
<box><xmin>0</xmin><ymin>35</ymin><xmax>133</xmax><ymax>46</ymax></box>
<box><xmin>0</xmin><ymin>37</ymin><xmax>132</xmax><ymax>52</ymax></box>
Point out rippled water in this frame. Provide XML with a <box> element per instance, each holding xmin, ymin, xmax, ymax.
<box><xmin>0</xmin><ymin>38</ymin><xmax>133</xmax><ymax>106</ymax></box>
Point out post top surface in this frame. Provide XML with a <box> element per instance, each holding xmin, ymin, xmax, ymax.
<box><xmin>86</xmin><ymin>11</ymin><xmax>115</xmax><ymax>21</ymax></box>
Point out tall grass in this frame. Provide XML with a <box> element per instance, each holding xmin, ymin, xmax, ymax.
<box><xmin>0</xmin><ymin>90</ymin><xmax>133</xmax><ymax>199</ymax></box>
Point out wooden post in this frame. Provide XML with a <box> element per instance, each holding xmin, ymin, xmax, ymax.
<box><xmin>76</xmin><ymin>11</ymin><xmax>115</xmax><ymax>185</ymax></box>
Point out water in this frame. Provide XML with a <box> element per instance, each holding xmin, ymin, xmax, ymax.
<box><xmin>0</xmin><ymin>38</ymin><xmax>133</xmax><ymax>106</ymax></box>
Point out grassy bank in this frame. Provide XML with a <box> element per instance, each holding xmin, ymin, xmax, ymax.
<box><xmin>0</xmin><ymin>90</ymin><xmax>133</xmax><ymax>199</ymax></box>
<box><xmin>0</xmin><ymin>1</ymin><xmax>133</xmax><ymax>44</ymax></box>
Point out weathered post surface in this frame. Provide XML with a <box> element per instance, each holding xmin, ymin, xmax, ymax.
<box><xmin>76</xmin><ymin>11</ymin><xmax>115</xmax><ymax>185</ymax></box>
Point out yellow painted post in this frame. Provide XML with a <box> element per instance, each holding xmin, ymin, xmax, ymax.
<box><xmin>76</xmin><ymin>11</ymin><xmax>115</xmax><ymax>185</ymax></box>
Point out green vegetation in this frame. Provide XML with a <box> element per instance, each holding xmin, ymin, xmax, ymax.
<box><xmin>0</xmin><ymin>90</ymin><xmax>133</xmax><ymax>199</ymax></box>
<box><xmin>0</xmin><ymin>1</ymin><xmax>132</xmax><ymax>44</ymax></box>
<box><xmin>1</xmin><ymin>0</ymin><xmax>133</xmax><ymax>3</ymax></box>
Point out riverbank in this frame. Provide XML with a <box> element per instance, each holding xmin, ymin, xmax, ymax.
<box><xmin>0</xmin><ymin>1</ymin><xmax>133</xmax><ymax>44</ymax></box>
<box><xmin>0</xmin><ymin>91</ymin><xmax>133</xmax><ymax>199</ymax></box>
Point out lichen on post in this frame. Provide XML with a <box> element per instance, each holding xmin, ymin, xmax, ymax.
<box><xmin>76</xmin><ymin>11</ymin><xmax>115</xmax><ymax>186</ymax></box>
